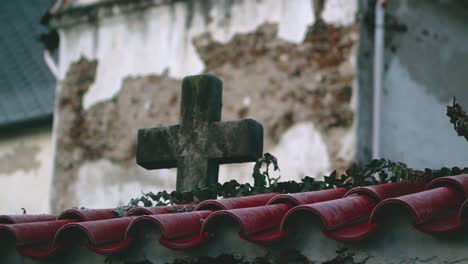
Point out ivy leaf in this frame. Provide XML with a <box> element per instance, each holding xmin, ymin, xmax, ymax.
<box><xmin>160</xmin><ymin>191</ymin><xmax>170</xmax><ymax>201</ymax></box>
<box><xmin>139</xmin><ymin>195</ymin><xmax>152</xmax><ymax>207</ymax></box>
<box><xmin>440</xmin><ymin>167</ymin><xmax>452</xmax><ymax>177</ymax></box>
<box><xmin>193</xmin><ymin>188</ymin><xmax>216</xmax><ymax>202</ymax></box>
<box><xmin>452</xmin><ymin>167</ymin><xmax>462</xmax><ymax>175</ymax></box>
<box><xmin>237</xmin><ymin>183</ymin><xmax>252</xmax><ymax>196</ymax></box>
<box><xmin>170</xmin><ymin>190</ymin><xmax>183</xmax><ymax>204</ymax></box>
<box><xmin>324</xmin><ymin>170</ymin><xmax>342</xmax><ymax>188</ymax></box>
<box><xmin>113</xmin><ymin>206</ymin><xmax>131</xmax><ymax>217</ymax></box>
<box><xmin>180</xmin><ymin>191</ymin><xmax>194</xmax><ymax>204</ymax></box>
<box><xmin>378</xmin><ymin>170</ymin><xmax>388</xmax><ymax>183</ymax></box>
<box><xmin>252</xmin><ymin>156</ymin><xmax>268</xmax><ymax>187</ymax></box>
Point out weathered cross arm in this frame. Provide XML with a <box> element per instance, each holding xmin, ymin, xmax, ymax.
<box><xmin>136</xmin><ymin>125</ymin><xmax>179</xmax><ymax>169</ymax></box>
<box><xmin>208</xmin><ymin>119</ymin><xmax>263</xmax><ymax>163</ymax></box>
<box><xmin>136</xmin><ymin>74</ymin><xmax>265</xmax><ymax>192</ymax></box>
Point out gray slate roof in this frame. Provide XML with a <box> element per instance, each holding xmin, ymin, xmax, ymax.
<box><xmin>0</xmin><ymin>0</ymin><xmax>56</xmax><ymax>127</ymax></box>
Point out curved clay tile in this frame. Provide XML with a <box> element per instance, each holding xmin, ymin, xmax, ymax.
<box><xmin>53</xmin><ymin>217</ymin><xmax>136</xmax><ymax>255</ymax></box>
<box><xmin>425</xmin><ymin>174</ymin><xmax>468</xmax><ymax>195</ymax></box>
<box><xmin>201</xmin><ymin>204</ymin><xmax>292</xmax><ymax>244</ymax></box>
<box><xmin>0</xmin><ymin>214</ymin><xmax>56</xmax><ymax>224</ymax></box>
<box><xmin>57</xmin><ymin>208</ymin><xmax>117</xmax><ymax>221</ymax></box>
<box><xmin>267</xmin><ymin>188</ymin><xmax>349</xmax><ymax>206</ymax></box>
<box><xmin>344</xmin><ymin>181</ymin><xmax>426</xmax><ymax>201</ymax></box>
<box><xmin>126</xmin><ymin>204</ymin><xmax>194</xmax><ymax>216</ymax></box>
<box><xmin>0</xmin><ymin>220</ymin><xmax>75</xmax><ymax>246</ymax></box>
<box><xmin>126</xmin><ymin>210</ymin><xmax>213</xmax><ymax>249</ymax></box>
<box><xmin>126</xmin><ymin>207</ymin><xmax>172</xmax><ymax>216</ymax></box>
<box><xmin>459</xmin><ymin>199</ymin><xmax>468</xmax><ymax>219</ymax></box>
<box><xmin>283</xmin><ymin>195</ymin><xmax>376</xmax><ymax>231</ymax></box>
<box><xmin>159</xmin><ymin>233</ymin><xmax>209</xmax><ymax>249</ymax></box>
<box><xmin>16</xmin><ymin>244</ymin><xmax>62</xmax><ymax>259</ymax></box>
<box><xmin>323</xmin><ymin>221</ymin><xmax>377</xmax><ymax>242</ymax></box>
<box><xmin>195</xmin><ymin>193</ymin><xmax>279</xmax><ymax>211</ymax></box>
<box><xmin>281</xmin><ymin>195</ymin><xmax>377</xmax><ymax>241</ymax></box>
<box><xmin>0</xmin><ymin>219</ymin><xmax>75</xmax><ymax>258</ymax></box>
<box><xmin>84</xmin><ymin>239</ymin><xmax>133</xmax><ymax>255</ymax></box>
<box><xmin>370</xmin><ymin>186</ymin><xmax>464</xmax><ymax>234</ymax></box>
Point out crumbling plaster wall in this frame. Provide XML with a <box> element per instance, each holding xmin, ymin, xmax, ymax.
<box><xmin>0</xmin><ymin>125</ymin><xmax>53</xmax><ymax>214</ymax></box>
<box><xmin>358</xmin><ymin>0</ymin><xmax>468</xmax><ymax>167</ymax></box>
<box><xmin>52</xmin><ymin>0</ymin><xmax>358</xmax><ymax>212</ymax></box>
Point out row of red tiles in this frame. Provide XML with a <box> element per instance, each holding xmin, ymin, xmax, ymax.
<box><xmin>1</xmin><ymin>174</ymin><xmax>468</xmax><ymax>259</ymax></box>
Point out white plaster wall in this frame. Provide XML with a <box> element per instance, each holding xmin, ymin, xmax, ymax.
<box><xmin>55</xmin><ymin>0</ymin><xmax>357</xmax><ymax>208</ymax></box>
<box><xmin>0</xmin><ymin>128</ymin><xmax>53</xmax><ymax>214</ymax></box>
<box><xmin>271</xmin><ymin>122</ymin><xmax>331</xmax><ymax>181</ymax></box>
<box><xmin>75</xmin><ymin>160</ymin><xmax>176</xmax><ymax>208</ymax></box>
<box><xmin>57</xmin><ymin>0</ymin><xmax>357</xmax><ymax>109</ymax></box>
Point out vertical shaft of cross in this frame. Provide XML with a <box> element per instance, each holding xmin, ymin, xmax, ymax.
<box><xmin>176</xmin><ymin>74</ymin><xmax>223</xmax><ymax>190</ymax></box>
<box><xmin>180</xmin><ymin>74</ymin><xmax>222</xmax><ymax>130</ymax></box>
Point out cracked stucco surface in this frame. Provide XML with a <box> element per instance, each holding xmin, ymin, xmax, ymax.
<box><xmin>51</xmin><ymin>0</ymin><xmax>358</xmax><ymax>212</ymax></box>
<box><xmin>0</xmin><ymin>124</ymin><xmax>53</xmax><ymax>214</ymax></box>
<box><xmin>52</xmin><ymin>21</ymin><xmax>358</xmax><ymax>212</ymax></box>
<box><xmin>0</xmin><ymin>144</ymin><xmax>41</xmax><ymax>174</ymax></box>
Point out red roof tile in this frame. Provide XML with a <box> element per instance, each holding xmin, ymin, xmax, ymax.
<box><xmin>195</xmin><ymin>193</ymin><xmax>279</xmax><ymax>210</ymax></box>
<box><xmin>126</xmin><ymin>204</ymin><xmax>194</xmax><ymax>216</ymax></box>
<box><xmin>425</xmin><ymin>174</ymin><xmax>468</xmax><ymax>194</ymax></box>
<box><xmin>57</xmin><ymin>208</ymin><xmax>117</xmax><ymax>221</ymax></box>
<box><xmin>283</xmin><ymin>195</ymin><xmax>376</xmax><ymax>241</ymax></box>
<box><xmin>0</xmin><ymin>219</ymin><xmax>74</xmax><ymax>258</ymax></box>
<box><xmin>55</xmin><ymin>217</ymin><xmax>135</xmax><ymax>255</ymax></box>
<box><xmin>370</xmin><ymin>175</ymin><xmax>468</xmax><ymax>235</ymax></box>
<box><xmin>2</xmin><ymin>175</ymin><xmax>468</xmax><ymax>259</ymax></box>
<box><xmin>343</xmin><ymin>181</ymin><xmax>426</xmax><ymax>201</ymax></box>
<box><xmin>0</xmin><ymin>214</ymin><xmax>56</xmax><ymax>224</ymax></box>
<box><xmin>202</xmin><ymin>203</ymin><xmax>293</xmax><ymax>244</ymax></box>
<box><xmin>128</xmin><ymin>210</ymin><xmax>213</xmax><ymax>249</ymax></box>
<box><xmin>267</xmin><ymin>188</ymin><xmax>349</xmax><ymax>205</ymax></box>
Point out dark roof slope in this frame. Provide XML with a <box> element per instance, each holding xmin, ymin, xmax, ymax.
<box><xmin>0</xmin><ymin>0</ymin><xmax>56</xmax><ymax>127</ymax></box>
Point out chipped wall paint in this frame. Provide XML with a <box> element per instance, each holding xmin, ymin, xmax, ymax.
<box><xmin>52</xmin><ymin>0</ymin><xmax>358</xmax><ymax>211</ymax></box>
<box><xmin>76</xmin><ymin>160</ymin><xmax>176</xmax><ymax>208</ymax></box>
<box><xmin>0</xmin><ymin>125</ymin><xmax>53</xmax><ymax>214</ymax></box>
<box><xmin>57</xmin><ymin>0</ymin><xmax>357</xmax><ymax>110</ymax></box>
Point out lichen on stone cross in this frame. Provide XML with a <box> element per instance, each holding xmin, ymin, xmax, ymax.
<box><xmin>136</xmin><ymin>74</ymin><xmax>264</xmax><ymax>191</ymax></box>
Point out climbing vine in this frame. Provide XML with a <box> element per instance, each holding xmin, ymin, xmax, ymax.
<box><xmin>114</xmin><ymin>99</ymin><xmax>468</xmax><ymax>217</ymax></box>
<box><xmin>447</xmin><ymin>97</ymin><xmax>468</xmax><ymax>141</ymax></box>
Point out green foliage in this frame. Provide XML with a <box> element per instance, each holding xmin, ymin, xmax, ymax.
<box><xmin>114</xmin><ymin>153</ymin><xmax>468</xmax><ymax>217</ymax></box>
<box><xmin>113</xmin><ymin>100</ymin><xmax>468</xmax><ymax>217</ymax></box>
<box><xmin>331</xmin><ymin>159</ymin><xmax>468</xmax><ymax>187</ymax></box>
<box><xmin>252</xmin><ymin>153</ymin><xmax>280</xmax><ymax>187</ymax></box>
<box><xmin>447</xmin><ymin>97</ymin><xmax>468</xmax><ymax>141</ymax></box>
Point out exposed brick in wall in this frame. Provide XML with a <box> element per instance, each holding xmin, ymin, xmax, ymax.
<box><xmin>53</xmin><ymin>60</ymin><xmax>183</xmax><ymax>212</ymax></box>
<box><xmin>52</xmin><ymin>20</ymin><xmax>357</xmax><ymax>212</ymax></box>
<box><xmin>194</xmin><ymin>22</ymin><xmax>356</xmax><ymax>157</ymax></box>
<box><xmin>53</xmin><ymin>58</ymin><xmax>98</xmax><ymax>212</ymax></box>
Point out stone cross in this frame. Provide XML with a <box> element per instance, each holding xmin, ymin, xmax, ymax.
<box><xmin>137</xmin><ymin>74</ymin><xmax>264</xmax><ymax>191</ymax></box>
